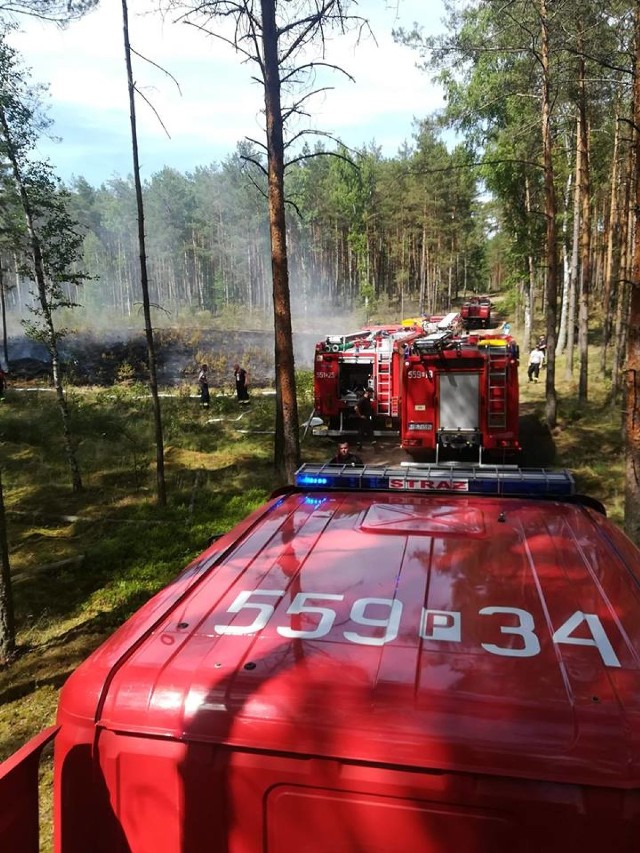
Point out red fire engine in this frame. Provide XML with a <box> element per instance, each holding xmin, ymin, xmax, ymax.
<box><xmin>312</xmin><ymin>323</ymin><xmax>425</xmax><ymax>436</ymax></box>
<box><xmin>312</xmin><ymin>315</ymin><xmax>461</xmax><ymax>437</ymax></box>
<box><xmin>460</xmin><ymin>295</ymin><xmax>492</xmax><ymax>329</ymax></box>
<box><xmin>3</xmin><ymin>463</ymin><xmax>640</xmax><ymax>851</ymax></box>
<box><xmin>400</xmin><ymin>329</ymin><xmax>520</xmax><ymax>461</ymax></box>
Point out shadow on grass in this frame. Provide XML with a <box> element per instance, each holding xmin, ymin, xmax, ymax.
<box><xmin>0</xmin><ymin>591</ymin><xmax>163</xmax><ymax>747</ymax></box>
<box><xmin>518</xmin><ymin>404</ymin><xmax>557</xmax><ymax>467</ymax></box>
<box><xmin>0</xmin><ymin>667</ymin><xmax>74</xmax><ymax>710</ymax></box>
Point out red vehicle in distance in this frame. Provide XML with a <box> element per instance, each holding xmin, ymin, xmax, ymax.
<box><xmin>460</xmin><ymin>295</ymin><xmax>492</xmax><ymax>330</ymax></box>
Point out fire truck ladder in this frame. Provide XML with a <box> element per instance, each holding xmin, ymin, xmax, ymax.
<box><xmin>375</xmin><ymin>352</ymin><xmax>392</xmax><ymax>416</ymax></box>
<box><xmin>487</xmin><ymin>347</ymin><xmax>507</xmax><ymax>429</ymax></box>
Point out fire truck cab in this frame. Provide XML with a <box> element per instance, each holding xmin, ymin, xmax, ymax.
<box><xmin>3</xmin><ymin>463</ymin><xmax>640</xmax><ymax>852</ymax></box>
<box><xmin>313</xmin><ymin>324</ymin><xmax>424</xmax><ymax>436</ymax></box>
<box><xmin>400</xmin><ymin>331</ymin><xmax>520</xmax><ymax>461</ymax></box>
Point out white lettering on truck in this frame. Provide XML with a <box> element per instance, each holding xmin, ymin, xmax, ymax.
<box><xmin>389</xmin><ymin>478</ymin><xmax>469</xmax><ymax>491</ymax></box>
<box><xmin>213</xmin><ymin>592</ymin><xmax>621</xmax><ymax>667</ymax></box>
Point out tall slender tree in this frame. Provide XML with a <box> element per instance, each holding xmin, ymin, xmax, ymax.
<box><xmin>169</xmin><ymin>0</ymin><xmax>365</xmax><ymax>482</ymax></box>
<box><xmin>121</xmin><ymin>0</ymin><xmax>166</xmax><ymax>506</ymax></box>
<box><xmin>539</xmin><ymin>0</ymin><xmax>559</xmax><ymax>427</ymax></box>
<box><xmin>0</xmin><ymin>470</ymin><xmax>15</xmax><ymax>663</ymax></box>
<box><xmin>625</xmin><ymin>0</ymin><xmax>640</xmax><ymax>544</ymax></box>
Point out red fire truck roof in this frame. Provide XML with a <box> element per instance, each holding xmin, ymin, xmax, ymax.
<box><xmin>58</xmin><ymin>465</ymin><xmax>640</xmax><ymax>790</ymax></box>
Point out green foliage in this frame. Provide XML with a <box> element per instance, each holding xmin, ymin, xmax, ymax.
<box><xmin>295</xmin><ymin>368</ymin><xmax>314</xmax><ymax>402</ymax></box>
<box><xmin>0</xmin><ymin>26</ymin><xmax>90</xmax><ymax>409</ymax></box>
<box><xmin>115</xmin><ymin>361</ymin><xmax>136</xmax><ymax>385</ymax></box>
<box><xmin>359</xmin><ymin>279</ymin><xmax>376</xmax><ymax>314</ymax></box>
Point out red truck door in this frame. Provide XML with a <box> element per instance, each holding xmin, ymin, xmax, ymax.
<box><xmin>313</xmin><ymin>353</ymin><xmax>340</xmax><ymax>418</ymax></box>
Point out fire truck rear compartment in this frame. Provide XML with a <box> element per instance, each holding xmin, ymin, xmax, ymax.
<box><xmin>329</xmin><ymin>361</ymin><xmax>399</xmax><ymax>436</ymax></box>
<box><xmin>438</xmin><ymin>372</ymin><xmax>481</xmax><ymax>447</ymax></box>
<box><xmin>338</xmin><ymin>362</ymin><xmax>372</xmax><ymax>397</ymax></box>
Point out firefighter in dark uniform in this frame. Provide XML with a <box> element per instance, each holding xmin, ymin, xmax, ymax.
<box><xmin>329</xmin><ymin>441</ymin><xmax>363</xmax><ymax>466</ymax></box>
<box><xmin>234</xmin><ymin>363</ymin><xmax>250</xmax><ymax>403</ymax></box>
<box><xmin>354</xmin><ymin>388</ymin><xmax>374</xmax><ymax>450</ymax></box>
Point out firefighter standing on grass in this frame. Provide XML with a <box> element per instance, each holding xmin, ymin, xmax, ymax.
<box><xmin>234</xmin><ymin>363</ymin><xmax>250</xmax><ymax>404</ymax></box>
<box><xmin>197</xmin><ymin>364</ymin><xmax>210</xmax><ymax>407</ymax></box>
<box><xmin>527</xmin><ymin>346</ymin><xmax>544</xmax><ymax>382</ymax></box>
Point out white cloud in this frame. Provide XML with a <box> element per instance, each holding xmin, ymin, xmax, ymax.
<box><xmin>8</xmin><ymin>0</ymin><xmax>445</xmax><ymax>183</ymax></box>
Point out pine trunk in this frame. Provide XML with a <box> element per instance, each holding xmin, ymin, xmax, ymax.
<box><xmin>577</xmin><ymin>50</ymin><xmax>591</xmax><ymax>403</ymax></box>
<box><xmin>540</xmin><ymin>0</ymin><xmax>558</xmax><ymax>427</ymax></box>
<box><xmin>601</xmin><ymin>113</ymin><xmax>621</xmax><ymax>376</ymax></box>
<box><xmin>261</xmin><ymin>0</ymin><xmax>300</xmax><ymax>483</ymax></box>
<box><xmin>122</xmin><ymin>0</ymin><xmax>166</xmax><ymax>506</ymax></box>
<box><xmin>624</xmin><ymin>2</ymin><xmax>640</xmax><ymax>544</ymax></box>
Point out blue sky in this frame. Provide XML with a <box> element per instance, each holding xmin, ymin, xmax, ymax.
<box><xmin>9</xmin><ymin>0</ymin><xmax>446</xmax><ymax>186</ymax></box>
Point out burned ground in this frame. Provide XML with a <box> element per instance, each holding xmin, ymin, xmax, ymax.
<box><xmin>4</xmin><ymin>328</ymin><xmax>319</xmax><ymax>387</ymax></box>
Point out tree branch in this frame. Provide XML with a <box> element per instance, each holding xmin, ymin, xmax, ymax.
<box><xmin>130</xmin><ymin>46</ymin><xmax>182</xmax><ymax>94</ymax></box>
<box><xmin>133</xmin><ymin>84</ymin><xmax>172</xmax><ymax>139</ymax></box>
<box><xmin>285</xmin><ymin>145</ymin><xmax>357</xmax><ymax>170</ymax></box>
<box><xmin>281</xmin><ymin>60</ymin><xmax>355</xmax><ymax>86</ymax></box>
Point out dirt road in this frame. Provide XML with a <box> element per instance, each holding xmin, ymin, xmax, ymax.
<box><xmin>307</xmin><ymin>404</ymin><xmax>557</xmax><ymax>469</ymax></box>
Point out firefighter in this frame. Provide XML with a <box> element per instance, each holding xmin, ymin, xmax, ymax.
<box><xmin>197</xmin><ymin>364</ymin><xmax>210</xmax><ymax>407</ymax></box>
<box><xmin>527</xmin><ymin>346</ymin><xmax>544</xmax><ymax>382</ymax></box>
<box><xmin>354</xmin><ymin>387</ymin><xmax>374</xmax><ymax>450</ymax></box>
<box><xmin>234</xmin><ymin>363</ymin><xmax>250</xmax><ymax>404</ymax></box>
<box><xmin>329</xmin><ymin>440</ymin><xmax>363</xmax><ymax>466</ymax></box>
<box><xmin>537</xmin><ymin>335</ymin><xmax>547</xmax><ymax>366</ymax></box>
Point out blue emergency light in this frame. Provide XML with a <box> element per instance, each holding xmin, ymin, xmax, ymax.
<box><xmin>295</xmin><ymin>463</ymin><xmax>576</xmax><ymax>497</ymax></box>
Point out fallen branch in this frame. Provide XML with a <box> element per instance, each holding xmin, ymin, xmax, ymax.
<box><xmin>12</xmin><ymin>554</ymin><xmax>85</xmax><ymax>583</ymax></box>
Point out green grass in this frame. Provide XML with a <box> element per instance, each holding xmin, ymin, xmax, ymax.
<box><xmin>0</xmin><ymin>383</ymin><xmax>308</xmax><ymax>753</ymax></box>
<box><xmin>518</xmin><ymin>349</ymin><xmax>625</xmax><ymax>523</ymax></box>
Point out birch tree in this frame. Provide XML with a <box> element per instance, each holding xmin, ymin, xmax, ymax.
<box><xmin>0</xmin><ymin>28</ymin><xmax>87</xmax><ymax>492</ymax></box>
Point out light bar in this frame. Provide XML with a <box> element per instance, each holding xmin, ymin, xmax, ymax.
<box><xmin>294</xmin><ymin>463</ymin><xmax>576</xmax><ymax>497</ymax></box>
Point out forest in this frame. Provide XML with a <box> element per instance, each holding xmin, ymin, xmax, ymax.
<box><xmin>26</xmin><ymin>131</ymin><xmax>484</xmax><ymax>328</ymax></box>
<box><xmin>0</xmin><ymin>2</ymin><xmax>640</xmax><ymax>629</ymax></box>
<box><xmin>0</xmin><ymin>0</ymin><xmax>635</xmax><ymax>389</ymax></box>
